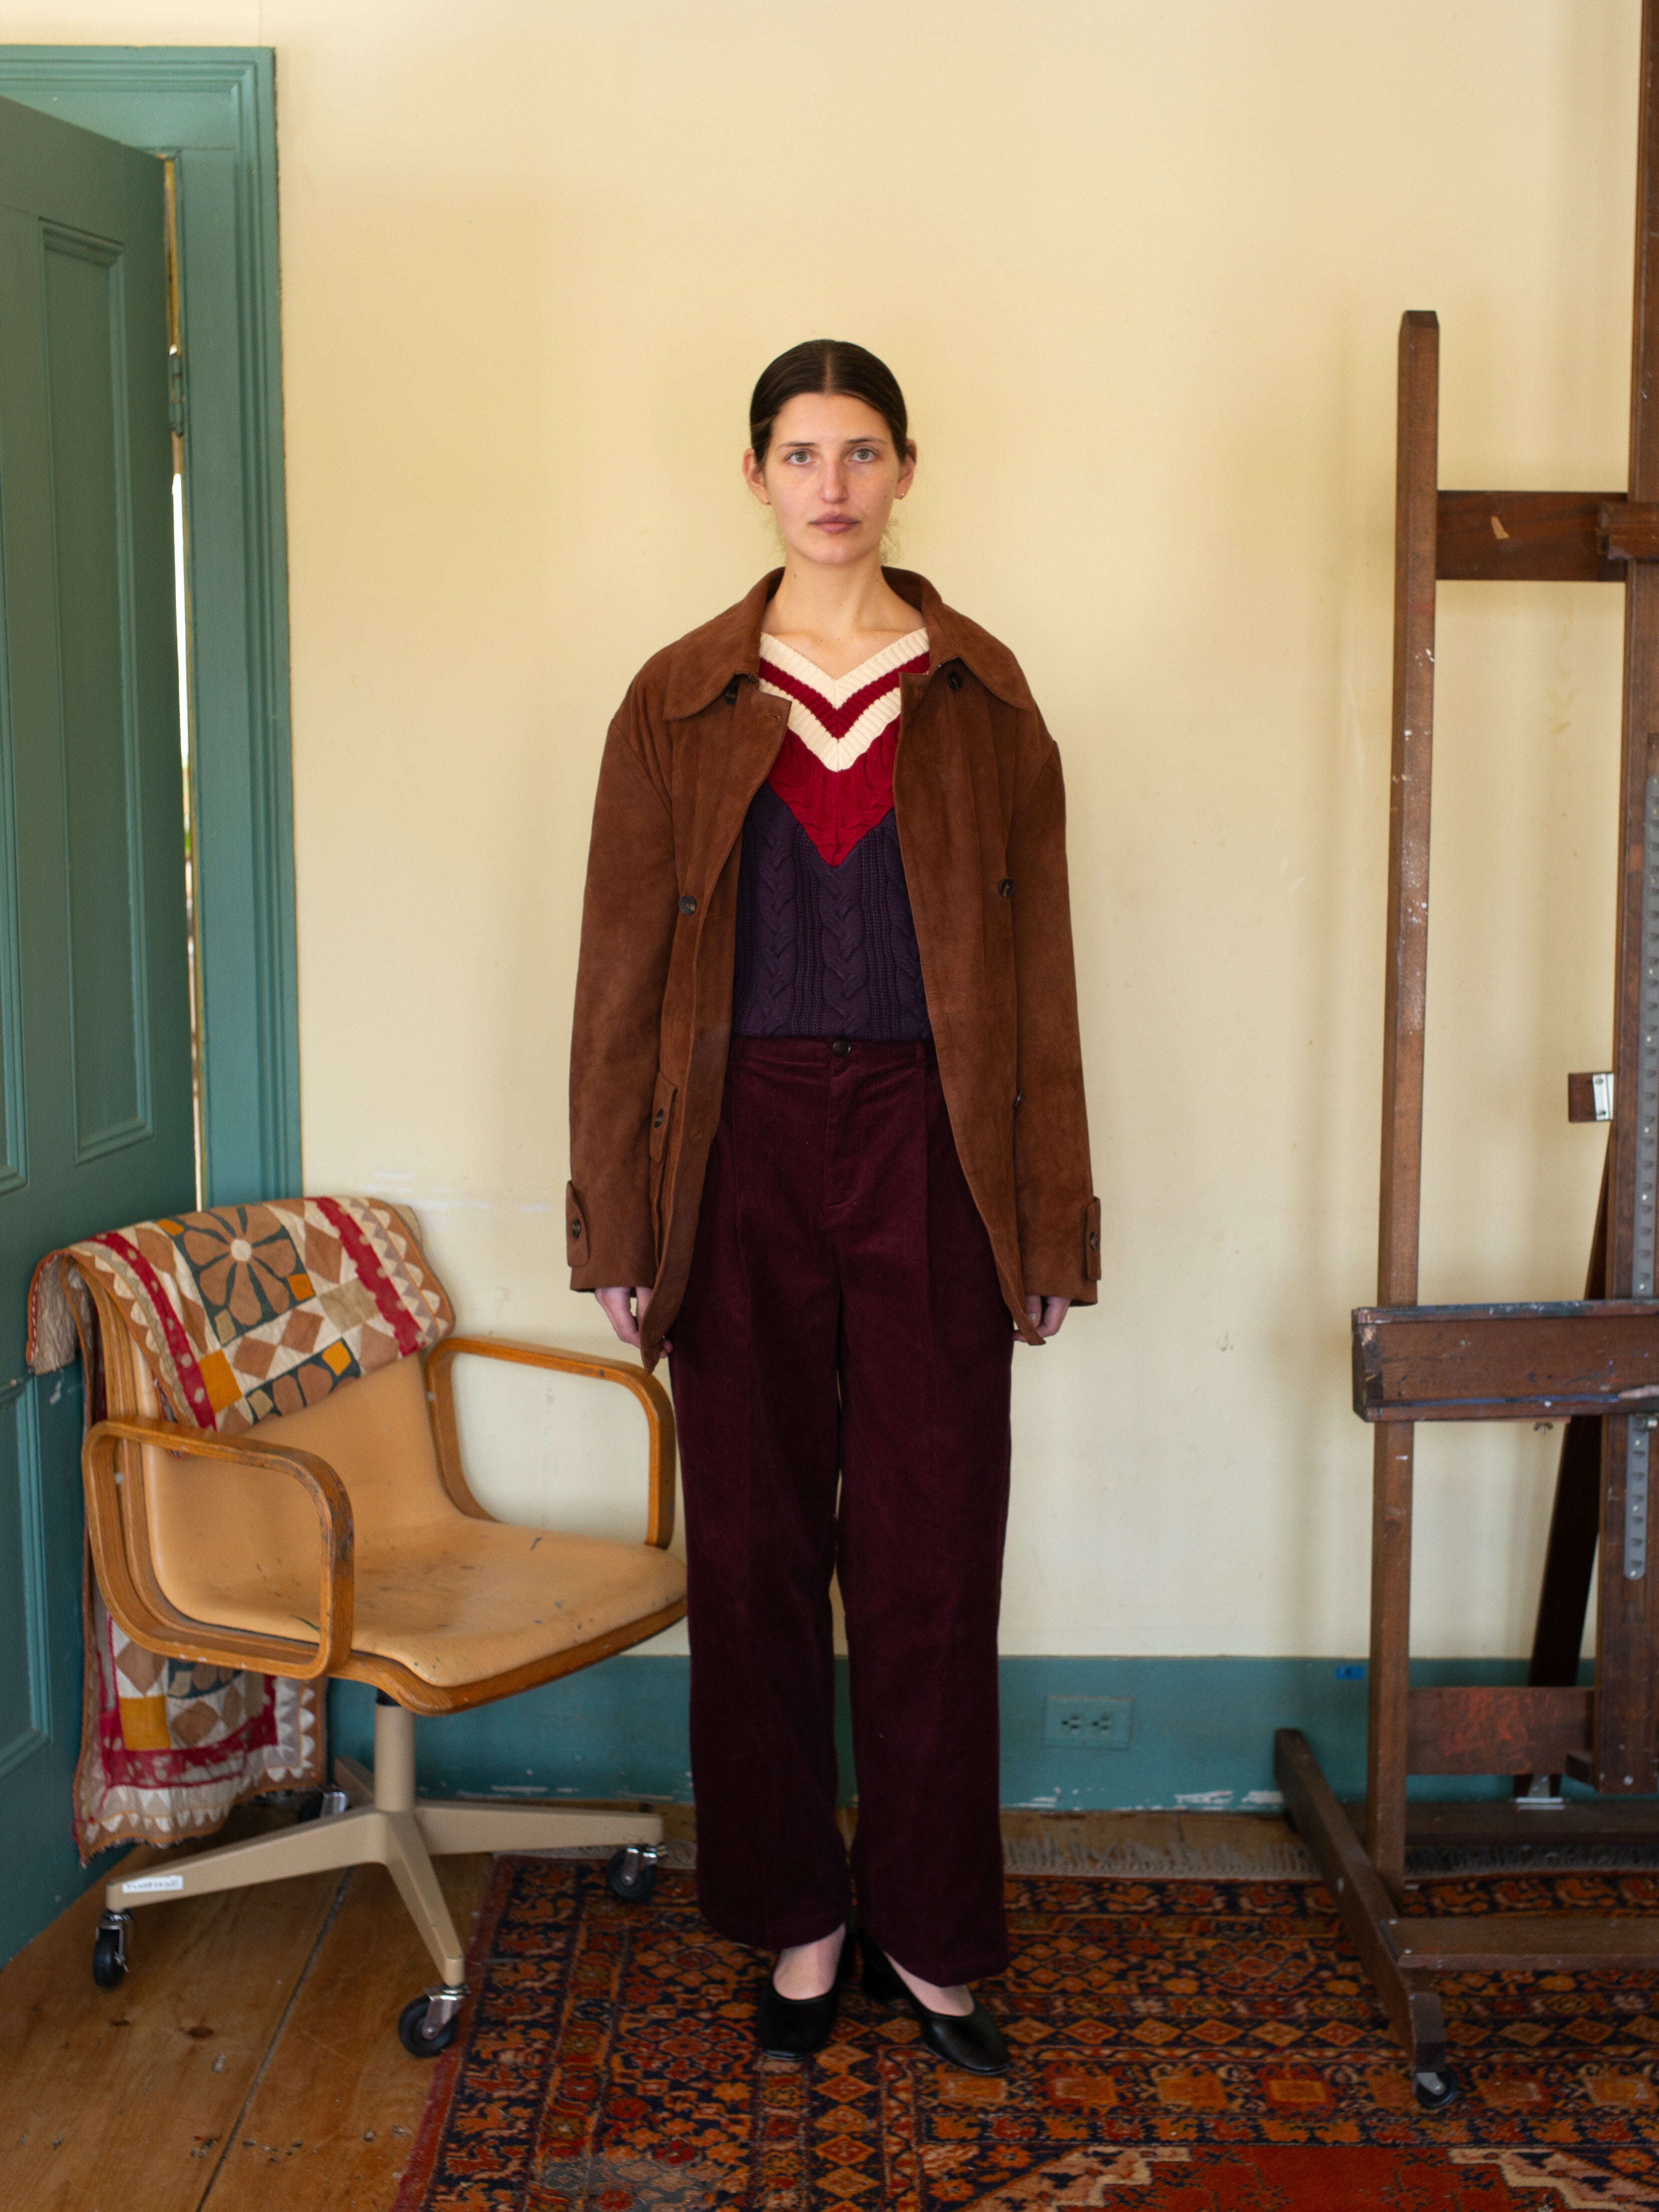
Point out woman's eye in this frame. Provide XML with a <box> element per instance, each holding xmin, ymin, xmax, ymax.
<box><xmin>782</xmin><ymin>450</ymin><xmax>813</xmax><ymax>465</ymax></box>
<box><xmin>850</xmin><ymin>447</ymin><xmax>878</xmax><ymax>462</ymax></box>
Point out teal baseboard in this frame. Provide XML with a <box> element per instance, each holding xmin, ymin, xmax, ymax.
<box><xmin>330</xmin><ymin>1654</ymin><xmax>1600</xmax><ymax>1813</ymax></box>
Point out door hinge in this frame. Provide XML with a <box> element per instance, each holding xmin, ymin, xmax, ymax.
<box><xmin>168</xmin><ymin>348</ymin><xmax>185</xmax><ymax>437</ymax></box>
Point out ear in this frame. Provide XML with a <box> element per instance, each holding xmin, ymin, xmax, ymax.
<box><xmin>741</xmin><ymin>447</ymin><xmax>772</xmax><ymax>507</ymax></box>
<box><xmin>894</xmin><ymin>439</ymin><xmax>918</xmax><ymax>501</ymax></box>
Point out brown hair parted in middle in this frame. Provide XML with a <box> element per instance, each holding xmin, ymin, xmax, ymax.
<box><xmin>748</xmin><ymin>339</ymin><xmax>910</xmax><ymax>467</ymax></box>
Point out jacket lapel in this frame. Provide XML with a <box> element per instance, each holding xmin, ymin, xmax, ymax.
<box><xmin>664</xmin><ymin>564</ymin><xmax>1019</xmax><ymax>924</ymax></box>
<box><xmin>692</xmin><ymin>680</ymin><xmax>788</xmax><ymax>908</ymax></box>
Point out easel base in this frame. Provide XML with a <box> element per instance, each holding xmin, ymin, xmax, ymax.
<box><xmin>1275</xmin><ymin>1729</ymin><xmax>1659</xmax><ymax>2088</ymax></box>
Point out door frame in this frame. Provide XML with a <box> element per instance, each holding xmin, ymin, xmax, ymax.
<box><xmin>0</xmin><ymin>47</ymin><xmax>299</xmax><ymax>1204</ymax></box>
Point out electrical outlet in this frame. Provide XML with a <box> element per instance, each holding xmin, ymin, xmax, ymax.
<box><xmin>1043</xmin><ymin>1695</ymin><xmax>1133</xmax><ymax>1750</ymax></box>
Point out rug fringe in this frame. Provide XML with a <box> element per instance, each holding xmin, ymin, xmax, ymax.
<box><xmin>997</xmin><ymin>1832</ymin><xmax>1319</xmax><ymax>1878</ymax></box>
<box><xmin>516</xmin><ymin>1831</ymin><xmax>1659</xmax><ymax>1881</ymax></box>
<box><xmin>1402</xmin><ymin>1843</ymin><xmax>1659</xmax><ymax>1877</ymax></box>
<box><xmin>519</xmin><ymin>1834</ymin><xmax>1323</xmax><ymax>1878</ymax></box>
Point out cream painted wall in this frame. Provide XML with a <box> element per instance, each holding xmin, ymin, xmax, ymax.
<box><xmin>3</xmin><ymin>0</ymin><xmax>1639</xmax><ymax>1658</ymax></box>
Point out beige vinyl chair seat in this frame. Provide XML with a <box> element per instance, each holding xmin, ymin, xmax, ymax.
<box><xmin>194</xmin><ymin>1527</ymin><xmax>686</xmax><ymax>1689</ymax></box>
<box><xmin>128</xmin><ymin>1344</ymin><xmax>687</xmax><ymax>1694</ymax></box>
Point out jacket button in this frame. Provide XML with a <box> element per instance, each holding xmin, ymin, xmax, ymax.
<box><xmin>723</xmin><ymin>678</ymin><xmax>740</xmax><ymax>705</ymax></box>
<box><xmin>1088</xmin><ymin>1231</ymin><xmax>1100</xmax><ymax>1252</ymax></box>
<box><xmin>679</xmin><ymin>894</ymin><xmax>698</xmax><ymax>915</ymax></box>
<box><xmin>997</xmin><ymin>878</ymin><xmax>1014</xmax><ymax>898</ymax></box>
<box><xmin>1014</xmin><ymin>1091</ymin><xmax>1023</xmax><ymax>1109</ymax></box>
<box><xmin>570</xmin><ymin>1219</ymin><xmax>584</xmax><ymax>1239</ymax></box>
<box><xmin>653</xmin><ymin>1109</ymin><xmax>665</xmax><ymax>1128</ymax></box>
<box><xmin>946</xmin><ymin>666</ymin><xmax>964</xmax><ymax>691</ymax></box>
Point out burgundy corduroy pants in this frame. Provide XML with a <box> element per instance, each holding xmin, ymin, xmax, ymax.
<box><xmin>668</xmin><ymin>1035</ymin><xmax>1014</xmax><ymax>1986</ymax></box>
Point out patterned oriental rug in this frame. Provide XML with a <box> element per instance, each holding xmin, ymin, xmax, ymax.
<box><xmin>393</xmin><ymin>1860</ymin><xmax>1659</xmax><ymax>2210</ymax></box>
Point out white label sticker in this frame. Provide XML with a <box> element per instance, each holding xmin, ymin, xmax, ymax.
<box><xmin>120</xmin><ymin>1873</ymin><xmax>184</xmax><ymax>1894</ymax></box>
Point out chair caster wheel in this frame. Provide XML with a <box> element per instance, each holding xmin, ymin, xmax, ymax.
<box><xmin>604</xmin><ymin>1845</ymin><xmax>659</xmax><ymax>1904</ymax></box>
<box><xmin>1413</xmin><ymin>2068</ymin><xmax>1457</xmax><ymax>2112</ymax></box>
<box><xmin>92</xmin><ymin>1911</ymin><xmax>131</xmax><ymax>1989</ymax></box>
<box><xmin>397</xmin><ymin>1988</ymin><xmax>464</xmax><ymax>2058</ymax></box>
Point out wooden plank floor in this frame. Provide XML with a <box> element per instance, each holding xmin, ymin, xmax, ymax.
<box><xmin>0</xmin><ymin>1804</ymin><xmax>1298</xmax><ymax>2212</ymax></box>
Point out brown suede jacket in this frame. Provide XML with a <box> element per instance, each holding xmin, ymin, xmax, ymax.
<box><xmin>566</xmin><ymin>568</ymin><xmax>1098</xmax><ymax>1371</ymax></box>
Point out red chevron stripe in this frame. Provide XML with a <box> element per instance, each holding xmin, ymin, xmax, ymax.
<box><xmin>766</xmin><ymin>716</ymin><xmax>901</xmax><ymax>866</ymax></box>
<box><xmin>758</xmin><ymin>649</ymin><xmax>928</xmax><ymax>743</ymax></box>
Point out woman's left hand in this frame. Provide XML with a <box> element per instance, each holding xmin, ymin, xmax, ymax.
<box><xmin>1023</xmin><ymin>1296</ymin><xmax>1071</xmax><ymax>1339</ymax></box>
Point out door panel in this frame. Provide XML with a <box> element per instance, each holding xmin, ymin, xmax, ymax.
<box><xmin>0</xmin><ymin>94</ymin><xmax>193</xmax><ymax>1962</ymax></box>
<box><xmin>47</xmin><ymin>228</ymin><xmax>152</xmax><ymax>1158</ymax></box>
<box><xmin>0</xmin><ymin>1380</ymin><xmax>46</xmax><ymax>1781</ymax></box>
<box><xmin>0</xmin><ymin>601</ymin><xmax>21</xmax><ymax>1198</ymax></box>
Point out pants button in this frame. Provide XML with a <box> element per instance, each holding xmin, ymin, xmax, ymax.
<box><xmin>831</xmin><ymin>1039</ymin><xmax>852</xmax><ymax>1057</ymax></box>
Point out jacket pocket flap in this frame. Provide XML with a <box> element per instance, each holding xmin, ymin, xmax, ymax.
<box><xmin>649</xmin><ymin>1072</ymin><xmax>677</xmax><ymax>1163</ymax></box>
<box><xmin>1084</xmin><ymin>1196</ymin><xmax>1102</xmax><ymax>1281</ymax></box>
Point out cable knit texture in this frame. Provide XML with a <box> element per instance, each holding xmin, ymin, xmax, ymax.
<box><xmin>732</xmin><ymin>631</ymin><xmax>931</xmax><ymax>1040</ymax></box>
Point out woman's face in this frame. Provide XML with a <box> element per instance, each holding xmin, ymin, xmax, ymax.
<box><xmin>743</xmin><ymin>392</ymin><xmax>916</xmax><ymax>568</ymax></box>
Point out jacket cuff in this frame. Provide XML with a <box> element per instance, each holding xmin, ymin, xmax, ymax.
<box><xmin>1023</xmin><ymin>1196</ymin><xmax>1102</xmax><ymax>1304</ymax></box>
<box><xmin>565</xmin><ymin>1180</ymin><xmax>656</xmax><ymax>1291</ymax></box>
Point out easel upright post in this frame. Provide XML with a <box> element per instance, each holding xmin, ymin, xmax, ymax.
<box><xmin>1595</xmin><ymin>0</ymin><xmax>1659</xmax><ymax>1796</ymax></box>
<box><xmin>1367</xmin><ymin>310</ymin><xmax>1440</xmax><ymax>1900</ymax></box>
<box><xmin>1524</xmin><ymin>1160</ymin><xmax>1607</xmax><ymax>1726</ymax></box>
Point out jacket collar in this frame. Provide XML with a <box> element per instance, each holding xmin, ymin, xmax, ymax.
<box><xmin>660</xmin><ymin>567</ymin><xmax>1034</xmax><ymax>719</ymax></box>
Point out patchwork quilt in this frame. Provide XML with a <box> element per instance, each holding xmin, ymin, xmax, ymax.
<box><xmin>27</xmin><ymin>1197</ymin><xmax>454</xmax><ymax>1859</ymax></box>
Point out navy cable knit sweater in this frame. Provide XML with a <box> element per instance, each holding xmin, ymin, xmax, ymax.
<box><xmin>730</xmin><ymin>783</ymin><xmax>931</xmax><ymax>1040</ymax></box>
<box><xmin>729</xmin><ymin>631</ymin><xmax>933</xmax><ymax>1042</ymax></box>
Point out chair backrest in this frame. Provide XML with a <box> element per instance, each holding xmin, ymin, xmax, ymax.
<box><xmin>97</xmin><ymin>1283</ymin><xmax>469</xmax><ymax>1612</ymax></box>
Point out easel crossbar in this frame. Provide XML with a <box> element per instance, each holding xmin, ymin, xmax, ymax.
<box><xmin>1353</xmin><ymin>1301</ymin><xmax>1659</xmax><ymax>1420</ymax></box>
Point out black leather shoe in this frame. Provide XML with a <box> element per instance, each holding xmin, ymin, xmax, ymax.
<box><xmin>755</xmin><ymin>1923</ymin><xmax>854</xmax><ymax>2058</ymax></box>
<box><xmin>857</xmin><ymin>1930</ymin><xmax>1009</xmax><ymax>2075</ymax></box>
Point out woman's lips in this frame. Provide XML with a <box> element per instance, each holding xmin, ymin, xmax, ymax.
<box><xmin>813</xmin><ymin>516</ymin><xmax>859</xmax><ymax>531</ymax></box>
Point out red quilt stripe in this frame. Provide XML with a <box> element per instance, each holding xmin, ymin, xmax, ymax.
<box><xmin>93</xmin><ymin>1230</ymin><xmax>218</xmax><ymax>1429</ymax></box>
<box><xmin>316</xmin><ymin>1196</ymin><xmax>422</xmax><ymax>1357</ymax></box>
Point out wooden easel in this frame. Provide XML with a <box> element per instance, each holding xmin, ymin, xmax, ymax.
<box><xmin>1276</xmin><ymin>1</ymin><xmax>1659</xmax><ymax>2108</ymax></box>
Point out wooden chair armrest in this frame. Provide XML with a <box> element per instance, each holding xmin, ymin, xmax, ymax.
<box><xmin>424</xmin><ymin>1335</ymin><xmax>677</xmax><ymax>1549</ymax></box>
<box><xmin>83</xmin><ymin>1416</ymin><xmax>355</xmax><ymax>1682</ymax></box>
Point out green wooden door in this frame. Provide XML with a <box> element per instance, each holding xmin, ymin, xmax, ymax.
<box><xmin>0</xmin><ymin>95</ymin><xmax>193</xmax><ymax>1961</ymax></box>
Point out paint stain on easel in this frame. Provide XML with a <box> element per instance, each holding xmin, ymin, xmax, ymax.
<box><xmin>1490</xmin><ymin>513</ymin><xmax>1511</xmax><ymax>540</ymax></box>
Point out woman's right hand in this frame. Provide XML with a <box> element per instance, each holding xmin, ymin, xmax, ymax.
<box><xmin>596</xmin><ymin>1285</ymin><xmax>659</xmax><ymax>1350</ymax></box>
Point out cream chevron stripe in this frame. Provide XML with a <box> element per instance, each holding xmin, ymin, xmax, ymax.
<box><xmin>758</xmin><ymin>629</ymin><xmax>928</xmax><ymax>772</ymax></box>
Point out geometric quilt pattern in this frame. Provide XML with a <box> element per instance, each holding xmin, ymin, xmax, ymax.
<box><xmin>75</xmin><ymin>1584</ymin><xmax>322</xmax><ymax>1860</ymax></box>
<box><xmin>29</xmin><ymin>1194</ymin><xmax>453</xmax><ymax>1435</ymax></box>
<box><xmin>26</xmin><ymin>1195</ymin><xmax>453</xmax><ymax>1856</ymax></box>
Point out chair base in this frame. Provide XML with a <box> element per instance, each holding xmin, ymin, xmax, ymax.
<box><xmin>102</xmin><ymin>1701</ymin><xmax>665</xmax><ymax>1984</ymax></box>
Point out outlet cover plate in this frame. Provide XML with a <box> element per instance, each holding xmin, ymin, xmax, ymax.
<box><xmin>1043</xmin><ymin>1695</ymin><xmax>1133</xmax><ymax>1750</ymax></box>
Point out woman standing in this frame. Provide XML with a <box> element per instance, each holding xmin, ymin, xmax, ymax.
<box><xmin>568</xmin><ymin>340</ymin><xmax>1096</xmax><ymax>2073</ymax></box>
